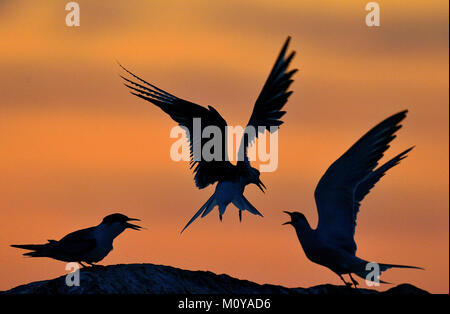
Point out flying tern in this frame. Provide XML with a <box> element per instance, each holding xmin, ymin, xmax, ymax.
<box><xmin>120</xmin><ymin>37</ymin><xmax>297</xmax><ymax>233</ymax></box>
<box><xmin>283</xmin><ymin>110</ymin><xmax>423</xmax><ymax>287</ymax></box>
<box><xmin>11</xmin><ymin>213</ymin><xmax>143</xmax><ymax>267</ymax></box>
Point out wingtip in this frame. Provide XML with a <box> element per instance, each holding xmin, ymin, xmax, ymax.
<box><xmin>180</xmin><ymin>223</ymin><xmax>190</xmax><ymax>235</ymax></box>
<box><xmin>285</xmin><ymin>36</ymin><xmax>291</xmax><ymax>44</ymax></box>
<box><xmin>398</xmin><ymin>146</ymin><xmax>415</xmax><ymax>160</ymax></box>
<box><xmin>116</xmin><ymin>60</ymin><xmax>127</xmax><ymax>72</ymax></box>
<box><xmin>397</xmin><ymin>109</ymin><xmax>409</xmax><ymax>118</ymax></box>
<box><xmin>117</xmin><ymin>62</ymin><xmax>137</xmax><ymax>79</ymax></box>
<box><xmin>280</xmin><ymin>36</ymin><xmax>293</xmax><ymax>55</ymax></box>
<box><xmin>287</xmin><ymin>50</ymin><xmax>296</xmax><ymax>61</ymax></box>
<box><xmin>116</xmin><ymin>62</ymin><xmax>128</xmax><ymax>78</ymax></box>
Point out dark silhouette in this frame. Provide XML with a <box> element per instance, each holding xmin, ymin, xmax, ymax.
<box><xmin>1</xmin><ymin>263</ymin><xmax>429</xmax><ymax>294</ymax></box>
<box><xmin>11</xmin><ymin>213</ymin><xmax>142</xmax><ymax>267</ymax></box>
<box><xmin>283</xmin><ymin>111</ymin><xmax>423</xmax><ymax>287</ymax></box>
<box><xmin>119</xmin><ymin>37</ymin><xmax>297</xmax><ymax>233</ymax></box>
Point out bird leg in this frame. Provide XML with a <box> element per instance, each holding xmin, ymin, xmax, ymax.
<box><xmin>239</xmin><ymin>210</ymin><xmax>242</xmax><ymax>222</ymax></box>
<box><xmin>87</xmin><ymin>262</ymin><xmax>104</xmax><ymax>269</ymax></box>
<box><xmin>349</xmin><ymin>274</ymin><xmax>359</xmax><ymax>288</ymax></box>
<box><xmin>338</xmin><ymin>274</ymin><xmax>353</xmax><ymax>288</ymax></box>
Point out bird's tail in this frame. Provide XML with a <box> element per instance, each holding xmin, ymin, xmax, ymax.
<box><xmin>11</xmin><ymin>241</ymin><xmax>56</xmax><ymax>257</ymax></box>
<box><xmin>232</xmin><ymin>194</ymin><xmax>264</xmax><ymax>217</ymax></box>
<box><xmin>354</xmin><ymin>262</ymin><xmax>423</xmax><ymax>284</ymax></box>
<box><xmin>379</xmin><ymin>263</ymin><xmax>424</xmax><ymax>272</ymax></box>
<box><xmin>180</xmin><ymin>193</ymin><xmax>217</xmax><ymax>234</ymax></box>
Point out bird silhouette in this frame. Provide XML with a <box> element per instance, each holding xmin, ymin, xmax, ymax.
<box><xmin>120</xmin><ymin>37</ymin><xmax>297</xmax><ymax>233</ymax></box>
<box><xmin>283</xmin><ymin>111</ymin><xmax>423</xmax><ymax>287</ymax></box>
<box><xmin>11</xmin><ymin>213</ymin><xmax>142</xmax><ymax>267</ymax></box>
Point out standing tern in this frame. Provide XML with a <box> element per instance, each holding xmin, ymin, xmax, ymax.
<box><xmin>120</xmin><ymin>37</ymin><xmax>297</xmax><ymax>233</ymax></box>
<box><xmin>283</xmin><ymin>110</ymin><xmax>423</xmax><ymax>287</ymax></box>
<box><xmin>11</xmin><ymin>213</ymin><xmax>143</xmax><ymax>267</ymax></box>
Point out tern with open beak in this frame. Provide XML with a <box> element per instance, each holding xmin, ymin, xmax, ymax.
<box><xmin>11</xmin><ymin>213</ymin><xmax>143</xmax><ymax>267</ymax></box>
<box><xmin>120</xmin><ymin>37</ymin><xmax>297</xmax><ymax>233</ymax></box>
<box><xmin>283</xmin><ymin>110</ymin><xmax>423</xmax><ymax>287</ymax></box>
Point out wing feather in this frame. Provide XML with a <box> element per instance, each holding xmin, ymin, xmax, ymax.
<box><xmin>120</xmin><ymin>64</ymin><xmax>234</xmax><ymax>189</ymax></box>
<box><xmin>238</xmin><ymin>37</ymin><xmax>297</xmax><ymax>161</ymax></box>
<box><xmin>314</xmin><ymin>111</ymin><xmax>409</xmax><ymax>254</ymax></box>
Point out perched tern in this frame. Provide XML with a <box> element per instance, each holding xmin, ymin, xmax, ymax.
<box><xmin>120</xmin><ymin>37</ymin><xmax>297</xmax><ymax>233</ymax></box>
<box><xmin>11</xmin><ymin>213</ymin><xmax>143</xmax><ymax>267</ymax></box>
<box><xmin>283</xmin><ymin>110</ymin><xmax>423</xmax><ymax>287</ymax></box>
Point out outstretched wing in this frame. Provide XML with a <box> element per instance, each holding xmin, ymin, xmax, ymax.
<box><xmin>238</xmin><ymin>37</ymin><xmax>297</xmax><ymax>161</ymax></box>
<box><xmin>314</xmin><ymin>110</ymin><xmax>408</xmax><ymax>254</ymax></box>
<box><xmin>120</xmin><ymin>64</ymin><xmax>234</xmax><ymax>189</ymax></box>
<box><xmin>354</xmin><ymin>146</ymin><xmax>414</xmax><ymax>214</ymax></box>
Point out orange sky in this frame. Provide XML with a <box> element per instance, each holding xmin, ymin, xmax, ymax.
<box><xmin>0</xmin><ymin>0</ymin><xmax>448</xmax><ymax>293</ymax></box>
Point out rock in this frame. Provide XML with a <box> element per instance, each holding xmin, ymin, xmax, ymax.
<box><xmin>1</xmin><ymin>263</ymin><xmax>429</xmax><ymax>294</ymax></box>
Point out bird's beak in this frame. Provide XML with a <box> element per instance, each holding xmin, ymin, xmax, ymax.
<box><xmin>255</xmin><ymin>178</ymin><xmax>266</xmax><ymax>193</ymax></box>
<box><xmin>127</xmin><ymin>217</ymin><xmax>140</xmax><ymax>221</ymax></box>
<box><xmin>282</xmin><ymin>211</ymin><xmax>293</xmax><ymax>225</ymax></box>
<box><xmin>125</xmin><ymin>218</ymin><xmax>143</xmax><ymax>231</ymax></box>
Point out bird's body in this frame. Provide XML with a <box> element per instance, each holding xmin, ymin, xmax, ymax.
<box><xmin>215</xmin><ymin>180</ymin><xmax>243</xmax><ymax>217</ymax></box>
<box><xmin>284</xmin><ymin>111</ymin><xmax>423</xmax><ymax>287</ymax></box>
<box><xmin>11</xmin><ymin>213</ymin><xmax>142</xmax><ymax>267</ymax></box>
<box><xmin>68</xmin><ymin>224</ymin><xmax>119</xmax><ymax>263</ymax></box>
<box><xmin>120</xmin><ymin>37</ymin><xmax>297</xmax><ymax>232</ymax></box>
<box><xmin>291</xmin><ymin>219</ymin><xmax>376</xmax><ymax>279</ymax></box>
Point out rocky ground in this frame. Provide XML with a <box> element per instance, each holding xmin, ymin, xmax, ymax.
<box><xmin>2</xmin><ymin>263</ymin><xmax>429</xmax><ymax>294</ymax></box>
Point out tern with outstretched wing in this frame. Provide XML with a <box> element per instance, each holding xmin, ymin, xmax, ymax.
<box><xmin>120</xmin><ymin>37</ymin><xmax>297</xmax><ymax>233</ymax></box>
<box><xmin>283</xmin><ymin>111</ymin><xmax>423</xmax><ymax>287</ymax></box>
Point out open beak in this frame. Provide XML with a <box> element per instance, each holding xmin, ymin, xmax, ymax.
<box><xmin>125</xmin><ymin>218</ymin><xmax>143</xmax><ymax>231</ymax></box>
<box><xmin>255</xmin><ymin>178</ymin><xmax>266</xmax><ymax>193</ymax></box>
<box><xmin>282</xmin><ymin>211</ymin><xmax>293</xmax><ymax>225</ymax></box>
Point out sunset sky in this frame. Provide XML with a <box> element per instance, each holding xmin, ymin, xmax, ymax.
<box><xmin>0</xmin><ymin>0</ymin><xmax>448</xmax><ymax>293</ymax></box>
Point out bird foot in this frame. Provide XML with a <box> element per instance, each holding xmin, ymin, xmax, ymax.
<box><xmin>339</xmin><ymin>274</ymin><xmax>353</xmax><ymax>288</ymax></box>
<box><xmin>349</xmin><ymin>274</ymin><xmax>359</xmax><ymax>288</ymax></box>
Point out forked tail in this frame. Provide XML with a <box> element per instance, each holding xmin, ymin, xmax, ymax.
<box><xmin>379</xmin><ymin>263</ymin><xmax>424</xmax><ymax>272</ymax></box>
<box><xmin>11</xmin><ymin>241</ymin><xmax>57</xmax><ymax>257</ymax></box>
<box><xmin>180</xmin><ymin>193</ymin><xmax>263</xmax><ymax>234</ymax></box>
<box><xmin>355</xmin><ymin>262</ymin><xmax>424</xmax><ymax>284</ymax></box>
<box><xmin>232</xmin><ymin>194</ymin><xmax>264</xmax><ymax>218</ymax></box>
<box><xmin>180</xmin><ymin>193</ymin><xmax>217</xmax><ymax>234</ymax></box>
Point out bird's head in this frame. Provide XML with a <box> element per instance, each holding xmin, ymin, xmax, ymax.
<box><xmin>246</xmin><ymin>167</ymin><xmax>266</xmax><ymax>193</ymax></box>
<box><xmin>101</xmin><ymin>213</ymin><xmax>143</xmax><ymax>231</ymax></box>
<box><xmin>282</xmin><ymin>211</ymin><xmax>308</xmax><ymax>227</ymax></box>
